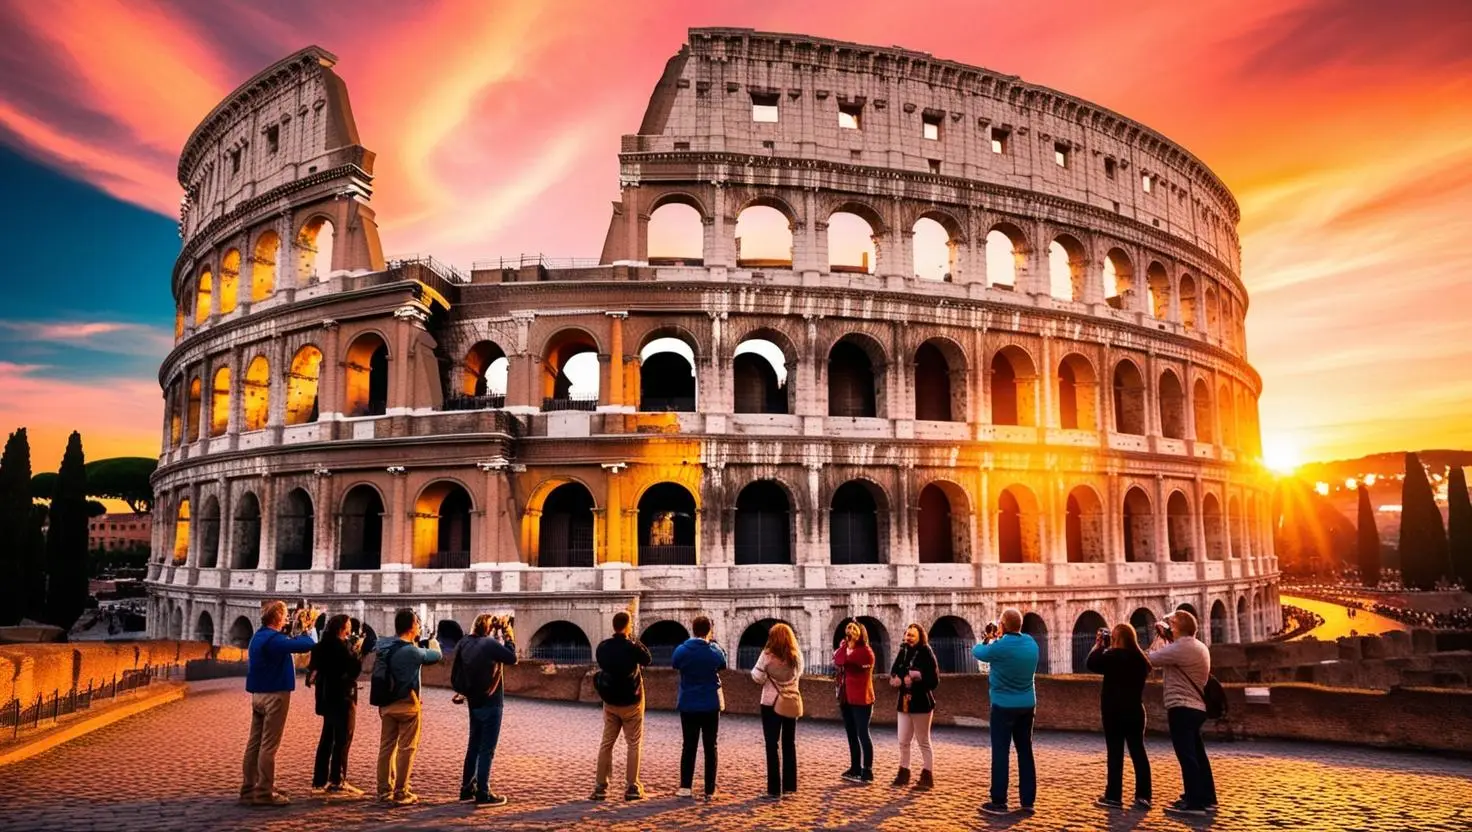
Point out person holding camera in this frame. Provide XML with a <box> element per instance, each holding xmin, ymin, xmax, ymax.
<box><xmin>240</xmin><ymin>599</ymin><xmax>318</xmax><ymax>807</ymax></box>
<box><xmin>671</xmin><ymin>615</ymin><xmax>727</xmax><ymax>800</ymax></box>
<box><xmin>371</xmin><ymin>608</ymin><xmax>442</xmax><ymax>806</ymax></box>
<box><xmin>888</xmin><ymin>623</ymin><xmax>939</xmax><ymax>790</ymax></box>
<box><xmin>307</xmin><ymin>613</ymin><xmax>372</xmax><ymax>798</ymax></box>
<box><xmin>1149</xmin><ymin>609</ymin><xmax>1217</xmax><ymax>818</ymax></box>
<box><xmin>1085</xmin><ymin>623</ymin><xmax>1152</xmax><ymax>811</ymax></box>
<box><xmin>451</xmin><ymin>613</ymin><xmax>517</xmax><ymax>807</ymax></box>
<box><xmin>591</xmin><ymin>610</ymin><xmax>654</xmax><ymax>802</ymax></box>
<box><xmin>834</xmin><ymin>619</ymin><xmax>876</xmax><ymax>784</ymax></box>
<box><xmin>971</xmin><ymin>608</ymin><xmax>1040</xmax><ymax>816</ymax></box>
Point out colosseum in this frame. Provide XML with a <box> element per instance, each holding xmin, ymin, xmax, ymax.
<box><xmin>146</xmin><ymin>28</ymin><xmax>1280</xmax><ymax>675</ymax></box>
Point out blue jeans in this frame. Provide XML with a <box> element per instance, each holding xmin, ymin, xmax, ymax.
<box><xmin>1167</xmin><ymin>707</ymin><xmax>1216</xmax><ymax>808</ymax></box>
<box><xmin>460</xmin><ymin>699</ymin><xmax>505</xmax><ymax>794</ymax></box>
<box><xmin>840</xmin><ymin>702</ymin><xmax>874</xmax><ymax>772</ymax></box>
<box><xmin>989</xmin><ymin>704</ymin><xmax>1036</xmax><ymax>807</ymax></box>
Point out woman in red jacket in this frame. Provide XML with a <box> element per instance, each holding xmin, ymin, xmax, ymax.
<box><xmin>834</xmin><ymin>619</ymin><xmax>876</xmax><ymax>783</ymax></box>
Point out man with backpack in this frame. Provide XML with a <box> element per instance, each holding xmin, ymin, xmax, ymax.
<box><xmin>590</xmin><ymin>611</ymin><xmax>653</xmax><ymax>801</ymax></box>
<box><xmin>1150</xmin><ymin>608</ymin><xmax>1219</xmax><ymax>818</ymax></box>
<box><xmin>371</xmin><ymin>608</ymin><xmax>442</xmax><ymax>806</ymax></box>
<box><xmin>450</xmin><ymin>614</ymin><xmax>518</xmax><ymax>807</ymax></box>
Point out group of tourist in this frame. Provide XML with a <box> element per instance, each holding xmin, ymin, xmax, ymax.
<box><xmin>1286</xmin><ymin>581</ymin><xmax>1472</xmax><ymax>630</ymax></box>
<box><xmin>237</xmin><ymin>600</ymin><xmax>1222</xmax><ymax>819</ymax></box>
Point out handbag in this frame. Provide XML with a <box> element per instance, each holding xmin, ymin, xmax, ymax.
<box><xmin>766</xmin><ymin>660</ymin><xmax>804</xmax><ymax>720</ymax></box>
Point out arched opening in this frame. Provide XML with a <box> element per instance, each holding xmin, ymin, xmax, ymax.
<box><xmin>830</xmin><ymin>480</ymin><xmax>883</xmax><ymax>565</ymax></box>
<box><xmin>344</xmin><ymin>333</ymin><xmax>389</xmax><ymax>417</ymax></box>
<box><xmin>1112</xmin><ymin>359</ymin><xmax>1146</xmax><ymax>435</ymax></box>
<box><xmin>166</xmin><ymin>380</ymin><xmax>181</xmax><ymax>446</ymax></box>
<box><xmin>1065</xmin><ymin>486</ymin><xmax>1104</xmax><ymax>563</ymax></box>
<box><xmin>241</xmin><ymin>356</ymin><xmax>269</xmax><ymax>432</ymax></box>
<box><xmin>541</xmin><ymin>329</ymin><xmax>600</xmax><ymax>411</ymax></box>
<box><xmin>198</xmin><ymin>496</ymin><xmax>220</xmax><ymax>568</ymax></box>
<box><xmin>912</xmin><ymin>216</ymin><xmax>956</xmax><ymax>281</ymax></box>
<box><xmin>732</xmin><ymin>334</ymin><xmax>791</xmax><ymax>414</ymax></box>
<box><xmin>1048</xmin><ymin>235</ymin><xmax>1087</xmax><ymax>301</ymax></box>
<box><xmin>832</xmin><ymin>616</ymin><xmax>890</xmax><ymax>676</ymax></box>
<box><xmin>1219</xmin><ymin>384</ymin><xmax>1238</xmax><ymax>448</ymax></box>
<box><xmin>1057</xmin><ymin>353</ymin><xmax>1097</xmax><ymax>431</ymax></box>
<box><xmin>639</xmin><ymin>337</ymin><xmax>696</xmax><ymax>412</ymax></box>
<box><xmin>1204</xmin><ymin>285</ymin><xmax>1221</xmax><ymax>336</ymax></box>
<box><xmin>1073</xmin><ymin>610</ymin><xmax>1109</xmax><ymax>672</ymax></box>
<box><xmin>1022</xmin><ymin>612</ymin><xmax>1050</xmax><ymax>673</ymax></box>
<box><xmin>917</xmin><ymin>483</ymin><xmax>963</xmax><ymax>563</ymax></box>
<box><xmin>219</xmin><ymin>249</ymin><xmax>240</xmax><ymax>315</ymax></box>
<box><xmin>737</xmin><ymin>618</ymin><xmax>790</xmax><ymax>670</ymax></box>
<box><xmin>1192</xmin><ymin>379</ymin><xmax>1214</xmax><ymax>444</ymax></box>
<box><xmin>985</xmin><ymin>225</ymin><xmax>1025</xmax><ymax>289</ymax></box>
<box><xmin>251</xmin><ymin>230</ymin><xmax>279</xmax><ymax>301</ymax></box>
<box><xmin>637</xmin><ymin>482</ymin><xmax>697</xmax><ymax>566</ymax></box>
<box><xmin>1210</xmin><ymin>600</ymin><xmax>1228</xmax><ymax>644</ymax></box>
<box><xmin>340</xmin><ymin>485</ymin><xmax>384</xmax><ymax>570</ymax></box>
<box><xmin>639</xmin><ymin>620</ymin><xmax>690</xmax><ymax>666</ymax></box>
<box><xmin>914</xmin><ymin>339</ymin><xmax>962</xmax><ymax>422</ymax></box>
<box><xmin>1237</xmin><ymin>596</ymin><xmax>1250</xmax><ymax>641</ymax></box>
<box><xmin>527</xmin><ymin>621</ymin><xmax>591</xmax><ymax>664</ymax></box>
<box><xmin>210</xmin><ymin>367</ymin><xmax>231</xmax><ymax>437</ymax></box>
<box><xmin>297</xmin><ymin>216</ymin><xmax>335</xmax><ymax>281</ymax></box>
<box><xmin>828</xmin><ymin>209</ymin><xmax>878</xmax><ymax>274</ymax></box>
<box><xmin>194</xmin><ymin>268</ymin><xmax>213</xmax><ymax>324</ymax></box>
<box><xmin>1103</xmin><ymin>248</ymin><xmax>1134</xmax><ymax>309</ymax></box>
<box><xmin>1159</xmin><ymin>369</ymin><xmax>1187</xmax><ymax>440</ymax></box>
<box><xmin>1179</xmin><ymin>274</ymin><xmax>1198</xmax><ymax>330</ymax></box>
<box><xmin>735</xmin><ymin>203</ymin><xmax>793</xmax><ymax>268</ymax></box>
<box><xmin>169</xmin><ymin>606</ymin><xmax>183</xmax><ymax>640</ymax></box>
<box><xmin>1130</xmin><ymin>608</ymin><xmax>1157</xmax><ymax>648</ymax></box>
<box><xmin>460</xmin><ymin>341</ymin><xmax>508</xmax><ymax>406</ymax></box>
<box><xmin>229</xmin><ymin>615</ymin><xmax>254</xmax><ymax>648</ymax></box>
<box><xmin>285</xmin><ymin>346</ymin><xmax>322</xmax><ymax>425</ymax></box>
<box><xmin>1177</xmin><ymin>602</ymin><xmax>1200</xmax><ymax>623</ymax></box>
<box><xmin>538</xmin><ymin>482</ymin><xmax>595</xmax><ymax>567</ymax></box>
<box><xmin>414</xmin><ymin>481</ymin><xmax>473</xmax><ymax>569</ymax></box>
<box><xmin>990</xmin><ymin>346</ymin><xmax>1037</xmax><ymax>427</ymax></box>
<box><xmin>276</xmin><ymin>488</ymin><xmax>314</xmax><ymax>571</ymax></box>
<box><xmin>1228</xmin><ymin>496</ymin><xmax>1244</xmax><ymax>559</ymax></box>
<box><xmin>232</xmin><ymin>492</ymin><xmax>261</xmax><ymax>569</ymax></box>
<box><xmin>647</xmin><ymin>201</ymin><xmax>704</xmax><ymax>266</ymax></box>
<box><xmin>997</xmin><ymin>485</ymin><xmax>1040</xmax><ymax>564</ymax></box>
<box><xmin>196</xmin><ymin>610</ymin><xmax>215</xmax><ymax>645</ymax></box>
<box><xmin>1167</xmin><ymin>491</ymin><xmax>1192</xmax><ymax>562</ymax></box>
<box><xmin>734</xmin><ymin>480</ymin><xmax>792</xmax><ymax>565</ymax></box>
<box><xmin>435</xmin><ymin>620</ymin><xmax>466</xmax><ymax>653</ymax></box>
<box><xmin>928</xmin><ymin>616</ymin><xmax>977</xmax><ymax>673</ymax></box>
<box><xmin>1202</xmin><ymin>493</ymin><xmax>1226</xmax><ymax>561</ymax></box>
<box><xmin>1123</xmin><ymin>487</ymin><xmax>1155</xmax><ymax>563</ymax></box>
<box><xmin>173</xmin><ymin>499</ymin><xmax>191</xmax><ymax>565</ymax></box>
<box><xmin>1146</xmin><ymin>262</ymin><xmax>1170</xmax><ymax>320</ymax></box>
<box><xmin>186</xmin><ymin>376</ymin><xmax>202</xmax><ymax>443</ymax></box>
<box><xmin>827</xmin><ymin>336</ymin><xmax>881</xmax><ymax>418</ymax></box>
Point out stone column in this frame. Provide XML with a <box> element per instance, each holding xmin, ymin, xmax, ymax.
<box><xmin>313</xmin><ymin>472</ymin><xmax>336</xmax><ymax>570</ymax></box>
<box><xmin>603</xmin><ymin>464</ymin><xmax>627</xmax><ymax>564</ymax></box>
<box><xmin>605</xmin><ymin>311</ymin><xmax>628</xmax><ymax>408</ymax></box>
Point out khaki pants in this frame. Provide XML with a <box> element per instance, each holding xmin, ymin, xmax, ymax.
<box><xmin>240</xmin><ymin>691</ymin><xmax>291</xmax><ymax>800</ymax></box>
<box><xmin>595</xmin><ymin>701</ymin><xmax>645</xmax><ymax>790</ymax></box>
<box><xmin>377</xmin><ymin>696</ymin><xmax>423</xmax><ymax>799</ymax></box>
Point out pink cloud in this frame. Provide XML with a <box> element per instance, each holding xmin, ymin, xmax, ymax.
<box><xmin>0</xmin><ymin>362</ymin><xmax>161</xmax><ymax>468</ymax></box>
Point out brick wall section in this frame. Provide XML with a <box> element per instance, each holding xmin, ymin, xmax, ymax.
<box><xmin>0</xmin><ymin>641</ymin><xmax>212</xmax><ymax>706</ymax></box>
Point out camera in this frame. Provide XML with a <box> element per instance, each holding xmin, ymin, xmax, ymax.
<box><xmin>288</xmin><ymin>598</ymin><xmax>321</xmax><ymax>637</ymax></box>
<box><xmin>1097</xmin><ymin>627</ymin><xmax>1110</xmax><ymax>641</ymax></box>
<box><xmin>982</xmin><ymin>621</ymin><xmax>1000</xmax><ymax>643</ymax></box>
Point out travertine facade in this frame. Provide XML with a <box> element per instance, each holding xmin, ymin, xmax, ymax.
<box><xmin>147</xmin><ymin>31</ymin><xmax>1279</xmax><ymax>674</ymax></box>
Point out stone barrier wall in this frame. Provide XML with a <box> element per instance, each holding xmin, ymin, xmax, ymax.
<box><xmin>0</xmin><ymin>641</ymin><xmax>211</xmax><ymax>707</ymax></box>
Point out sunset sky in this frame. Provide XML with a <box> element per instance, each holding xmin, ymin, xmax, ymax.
<box><xmin>1</xmin><ymin>0</ymin><xmax>1470</xmax><ymax>471</ymax></box>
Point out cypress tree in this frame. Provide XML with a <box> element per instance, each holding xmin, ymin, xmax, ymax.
<box><xmin>1447</xmin><ymin>466</ymin><xmax>1472</xmax><ymax>589</ymax></box>
<box><xmin>1398</xmin><ymin>453</ymin><xmax>1449</xmax><ymax>590</ymax></box>
<box><xmin>0</xmin><ymin>429</ymin><xmax>35</xmax><ymax>626</ymax></box>
<box><xmin>44</xmin><ymin>432</ymin><xmax>91</xmax><ymax>630</ymax></box>
<box><xmin>1357</xmin><ymin>482</ymin><xmax>1380</xmax><ymax>588</ymax></box>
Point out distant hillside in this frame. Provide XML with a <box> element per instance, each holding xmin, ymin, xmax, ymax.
<box><xmin>1300</xmin><ymin>450</ymin><xmax>1472</xmax><ymax>482</ymax></box>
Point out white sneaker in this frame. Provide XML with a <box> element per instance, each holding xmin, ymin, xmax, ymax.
<box><xmin>675</xmin><ymin>788</ymin><xmax>693</xmax><ymax>798</ymax></box>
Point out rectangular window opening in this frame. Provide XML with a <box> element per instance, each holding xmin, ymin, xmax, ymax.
<box><xmin>1104</xmin><ymin>158</ymin><xmax>1117</xmax><ymax>179</ymax></box>
<box><xmin>922</xmin><ymin>112</ymin><xmax>942</xmax><ymax>141</ymax></box>
<box><xmin>1142</xmin><ymin>173</ymin><xmax>1154</xmax><ymax>193</ymax></box>
<box><xmin>838</xmin><ymin>102</ymin><xmax>863</xmax><ymax>130</ymax></box>
<box><xmin>266</xmin><ymin>125</ymin><xmax>280</xmax><ymax>155</ymax></box>
<box><xmin>673</xmin><ymin>141</ymin><xmax>690</xmax><ymax>151</ymax></box>
<box><xmin>990</xmin><ymin>128</ymin><xmax>1009</xmax><ymax>154</ymax></box>
<box><xmin>750</xmin><ymin>92</ymin><xmax>780</xmax><ymax>123</ymax></box>
<box><xmin>928</xmin><ymin>159</ymin><xmax>941</xmax><ymax>174</ymax></box>
<box><xmin>230</xmin><ymin>149</ymin><xmax>241</xmax><ymax>174</ymax></box>
<box><xmin>1054</xmin><ymin>142</ymin><xmax>1069</xmax><ymax>168</ymax></box>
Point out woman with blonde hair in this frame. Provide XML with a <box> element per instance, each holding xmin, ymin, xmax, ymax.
<box><xmin>751</xmin><ymin>622</ymin><xmax>803</xmax><ymax>799</ymax></box>
<box><xmin>1085</xmin><ymin>621</ymin><xmax>1152</xmax><ymax>811</ymax></box>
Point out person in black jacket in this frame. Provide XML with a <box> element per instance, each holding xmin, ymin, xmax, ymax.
<box><xmin>306</xmin><ymin>614</ymin><xmax>370</xmax><ymax>797</ymax></box>
<box><xmin>590</xmin><ymin>611</ymin><xmax>653</xmax><ymax>801</ymax></box>
<box><xmin>451</xmin><ymin>613</ymin><xmax>518</xmax><ymax>807</ymax></box>
<box><xmin>1085</xmin><ymin>622</ymin><xmax>1153</xmax><ymax>811</ymax></box>
<box><xmin>888</xmin><ymin>623</ymin><xmax>940</xmax><ymax>790</ymax></box>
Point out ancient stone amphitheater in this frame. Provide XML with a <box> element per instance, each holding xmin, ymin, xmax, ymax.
<box><xmin>146</xmin><ymin>29</ymin><xmax>1279</xmax><ymax>675</ymax></box>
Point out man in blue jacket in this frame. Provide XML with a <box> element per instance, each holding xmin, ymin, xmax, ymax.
<box><xmin>241</xmin><ymin>600</ymin><xmax>318</xmax><ymax>806</ymax></box>
<box><xmin>972</xmin><ymin>607</ymin><xmax>1040</xmax><ymax>816</ymax></box>
<box><xmin>671</xmin><ymin>615</ymin><xmax>727</xmax><ymax>800</ymax></box>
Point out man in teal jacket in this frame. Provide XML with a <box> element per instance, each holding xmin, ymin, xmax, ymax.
<box><xmin>972</xmin><ymin>607</ymin><xmax>1039</xmax><ymax>816</ymax></box>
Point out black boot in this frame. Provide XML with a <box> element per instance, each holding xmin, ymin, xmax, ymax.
<box><xmin>913</xmin><ymin>769</ymin><xmax>934</xmax><ymax>791</ymax></box>
<box><xmin>891</xmin><ymin>767</ymin><xmax>911</xmax><ymax>787</ymax></box>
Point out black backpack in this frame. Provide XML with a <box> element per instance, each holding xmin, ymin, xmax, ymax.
<box><xmin>1191</xmin><ymin>673</ymin><xmax>1228</xmax><ymax>720</ymax></box>
<box><xmin>369</xmin><ymin>640</ymin><xmax>412</xmax><ymax>707</ymax></box>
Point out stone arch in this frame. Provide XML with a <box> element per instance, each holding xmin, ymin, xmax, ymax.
<box><xmin>1204</xmin><ymin>284</ymin><xmax>1221</xmax><ymax>335</ymax></box>
<box><xmin>638</xmin><ymin>334</ymin><xmax>698</xmax><ymax>413</ymax></box>
<box><xmin>1178</xmin><ymin>273</ymin><xmax>1198</xmax><ymax>330</ymax></box>
<box><xmin>527</xmin><ymin>620</ymin><xmax>591</xmax><ymax>663</ymax></box>
<box><xmin>461</xmin><ymin>340</ymin><xmax>508</xmax><ymax>399</ymax></box>
<box><xmin>927</xmin><ymin>615</ymin><xmax>977</xmax><ymax>673</ymax></box>
<box><xmin>1049</xmin><ymin>233</ymin><xmax>1088</xmax><ymax>301</ymax></box>
<box><xmin>830</xmin><ymin>479</ymin><xmax>889</xmax><ymax>565</ymax></box>
<box><xmin>194</xmin><ymin>266</ymin><xmax>213</xmax><ymax>325</ymax></box>
<box><xmin>918</xmin><ymin>479</ymin><xmax>970</xmax><ymax>564</ymax></box>
<box><xmin>232</xmin><ymin>491</ymin><xmax>261</xmax><ymax>569</ymax></box>
<box><xmin>647</xmin><ymin>197</ymin><xmax>705</xmax><ymax>265</ymax></box>
<box><xmin>914</xmin><ymin>337</ymin><xmax>966</xmax><ymax>422</ymax></box>
<box><xmin>1122</xmin><ymin>486</ymin><xmax>1155</xmax><ymax>563</ymax></box>
<box><xmin>284</xmin><ymin>345</ymin><xmax>322</xmax><ymax>426</ymax></box>
<box><xmin>1112</xmin><ymin>358</ymin><xmax>1146</xmax><ymax>435</ymax></box>
<box><xmin>1219</xmin><ymin>383</ymin><xmax>1238</xmax><ymax>448</ymax></box>
<box><xmin>1228</xmin><ymin>495</ymin><xmax>1244</xmax><ymax>559</ymax></box>
<box><xmin>733</xmin><ymin>326</ymin><xmax>796</xmax><ymax>414</ymax></box>
<box><xmin>827</xmin><ymin>200</ymin><xmax>886</xmax><ymax>275</ymax></box>
<box><xmin>1103</xmin><ymin>248</ymin><xmax>1134</xmax><ymax>306</ymax></box>
<box><xmin>197</xmin><ymin>496</ymin><xmax>221</xmax><ymax>568</ymax></box>
<box><xmin>1022</xmin><ymin>611</ymin><xmax>1051</xmax><ymax>673</ymax></box>
<box><xmin>340</xmin><ymin>483</ymin><xmax>385</xmax><ymax>570</ymax></box>
<box><xmin>535</xmin><ymin>481</ymin><xmax>596</xmax><ymax>567</ymax></box>
<box><xmin>734</xmin><ymin>199</ymin><xmax>794</xmax><ymax>268</ymax></box>
<box><xmin>734</xmin><ymin>479</ymin><xmax>793</xmax><ymax>565</ymax></box>
<box><xmin>636</xmin><ymin>482</ymin><xmax>697</xmax><ymax>566</ymax></box>
<box><xmin>1130</xmin><ymin>607</ymin><xmax>1158</xmax><ymax>648</ymax></box>
<box><xmin>985</xmin><ymin>222</ymin><xmax>1028</xmax><ymax>289</ymax></box>
<box><xmin>296</xmin><ymin>215</ymin><xmax>335</xmax><ymax>282</ymax></box>
<box><xmin>209</xmin><ymin>366</ymin><xmax>231</xmax><ymax>438</ymax></box>
<box><xmin>173</xmin><ymin>498</ymin><xmax>191</xmax><ymax>565</ymax></box>
<box><xmin>990</xmin><ymin>345</ymin><xmax>1038</xmax><ymax>427</ymax></box>
<box><xmin>344</xmin><ymin>331</ymin><xmax>390</xmax><ymax>417</ymax></box>
<box><xmin>912</xmin><ymin>214</ymin><xmax>959</xmax><ymax>281</ymax></box>
<box><xmin>1193</xmin><ymin>378</ymin><xmax>1214</xmax><ymax>444</ymax></box>
<box><xmin>1146</xmin><ymin>261</ymin><xmax>1171</xmax><ymax>320</ymax></box>
<box><xmin>186</xmin><ymin>376</ymin><xmax>202</xmax><ymax>443</ymax></box>
<box><xmin>276</xmin><ymin>487</ymin><xmax>314</xmax><ymax>571</ymax></box>
<box><xmin>640</xmin><ymin>620</ymin><xmax>691</xmax><ymax>666</ymax></box>
<box><xmin>1167</xmin><ymin>490</ymin><xmax>1193</xmax><ymax>562</ymax></box>
<box><xmin>219</xmin><ymin>248</ymin><xmax>241</xmax><ymax>315</ymax></box>
<box><xmin>1057</xmin><ymin>352</ymin><xmax>1098</xmax><ymax>431</ymax></box>
<box><xmin>1202</xmin><ymin>492</ymin><xmax>1226</xmax><ymax>561</ymax></box>
<box><xmin>1210</xmin><ymin>599</ymin><xmax>1229</xmax><ymax>644</ymax></box>
<box><xmin>540</xmin><ymin>327</ymin><xmax>601</xmax><ymax>409</ymax></box>
<box><xmin>251</xmin><ymin>229</ymin><xmax>280</xmax><ymax>301</ymax></box>
<box><xmin>413</xmin><ymin>479</ymin><xmax>474</xmax><ymax>569</ymax></box>
<box><xmin>997</xmin><ymin>484</ymin><xmax>1042</xmax><ymax>564</ymax></box>
<box><xmin>229</xmin><ymin>615</ymin><xmax>254</xmax><ymax>648</ymax></box>
<box><xmin>1065</xmin><ymin>485</ymin><xmax>1105</xmax><ymax>563</ymax></box>
<box><xmin>1237</xmin><ymin>595</ymin><xmax>1250</xmax><ymax>641</ymax></box>
<box><xmin>827</xmin><ymin>332</ymin><xmax>886</xmax><ymax>418</ymax></box>
<box><xmin>196</xmin><ymin>610</ymin><xmax>215</xmax><ymax>645</ymax></box>
<box><xmin>1072</xmin><ymin>610</ymin><xmax>1109</xmax><ymax>672</ymax></box>
<box><xmin>1159</xmin><ymin>369</ymin><xmax>1187</xmax><ymax>440</ymax></box>
<box><xmin>736</xmin><ymin>617</ymin><xmax>792</xmax><ymax>670</ymax></box>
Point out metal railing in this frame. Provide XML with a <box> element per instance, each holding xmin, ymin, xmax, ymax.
<box><xmin>542</xmin><ymin>396</ymin><xmax>598</xmax><ymax>412</ymax></box>
<box><xmin>2</xmin><ymin>664</ymin><xmax>172</xmax><ymax>738</ymax></box>
<box><xmin>638</xmin><ymin>545</ymin><xmax>697</xmax><ymax>567</ymax></box>
<box><xmin>638</xmin><ymin>397</ymin><xmax>696</xmax><ymax>413</ymax></box>
<box><xmin>472</xmin><ymin>255</ymin><xmax>602</xmax><ymax>271</ymax></box>
<box><xmin>426</xmin><ymin>551</ymin><xmax>471</xmax><ymax>570</ymax></box>
<box><xmin>442</xmin><ymin>394</ymin><xmax>506</xmax><ymax>411</ymax></box>
<box><xmin>527</xmin><ymin>644</ymin><xmax>593</xmax><ymax>664</ymax></box>
<box><xmin>385</xmin><ymin>254</ymin><xmax>470</xmax><ymax>284</ymax></box>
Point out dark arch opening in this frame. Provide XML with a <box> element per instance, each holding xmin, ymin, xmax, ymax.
<box><xmin>917</xmin><ymin>483</ymin><xmax>956</xmax><ymax>563</ymax></box>
<box><xmin>232</xmin><ymin>493</ymin><xmax>261</xmax><ymax>569</ymax></box>
<box><xmin>735</xmin><ymin>481</ymin><xmax>792</xmax><ymax>565</ymax></box>
<box><xmin>196</xmin><ymin>610</ymin><xmax>214</xmax><ymax>645</ymax></box>
<box><xmin>1167</xmin><ymin>491</ymin><xmax>1192</xmax><ymax>562</ymax></box>
<box><xmin>1022</xmin><ymin>612</ymin><xmax>1050</xmax><ymax>674</ymax></box>
<box><xmin>639</xmin><ymin>350</ymin><xmax>696</xmax><ymax>413</ymax></box>
<box><xmin>991</xmin><ymin>353</ymin><xmax>1019</xmax><ymax>426</ymax></box>
<box><xmin>998</xmin><ymin>489</ymin><xmax>1024</xmax><ymax>563</ymax></box>
<box><xmin>436</xmin><ymin>486</ymin><xmax>473</xmax><ymax>566</ymax></box>
<box><xmin>528</xmin><ymin>621</ymin><xmax>591</xmax><ymax>664</ymax></box>
<box><xmin>436</xmin><ymin>620</ymin><xmax>465</xmax><ymax>653</ymax></box>
<box><xmin>1130</xmin><ymin>608</ymin><xmax>1157</xmax><ymax>648</ymax></box>
<box><xmin>737</xmin><ymin>618</ymin><xmax>790</xmax><ymax>670</ymax></box>
<box><xmin>229</xmin><ymin>615</ymin><xmax>254</xmax><ymax>648</ymax></box>
<box><xmin>340</xmin><ymin>485</ymin><xmax>384</xmax><ymax>570</ymax></box>
<box><xmin>198</xmin><ymin>497</ymin><xmax>221</xmax><ymax>569</ymax></box>
<box><xmin>913</xmin><ymin>342</ymin><xmax>954</xmax><ymax>421</ymax></box>
<box><xmin>733</xmin><ymin>336</ymin><xmax>790</xmax><ymax>414</ymax></box>
<box><xmin>1113</xmin><ymin>360</ymin><xmax>1146</xmax><ymax>435</ymax></box>
<box><xmin>1210</xmin><ymin>600</ymin><xmax>1228</xmax><ymax>644</ymax></box>
<box><xmin>830</xmin><ymin>481</ymin><xmax>881</xmax><ymax>565</ymax></box>
<box><xmin>539</xmin><ymin>483</ymin><xmax>595</xmax><ymax>568</ymax></box>
<box><xmin>1123</xmin><ymin>487</ymin><xmax>1154</xmax><ymax>563</ymax></box>
<box><xmin>928</xmin><ymin>616</ymin><xmax>977</xmax><ymax>673</ymax></box>
<box><xmin>640</xmin><ymin>620</ymin><xmax>691</xmax><ymax>666</ymax></box>
<box><xmin>637</xmin><ymin>483</ymin><xmax>697</xmax><ymax>566</ymax></box>
<box><xmin>828</xmin><ymin>339</ymin><xmax>878</xmax><ymax>418</ymax></box>
<box><xmin>1072</xmin><ymin>610</ymin><xmax>1109</xmax><ymax>673</ymax></box>
<box><xmin>276</xmin><ymin>488</ymin><xmax>314</xmax><ymax>571</ymax></box>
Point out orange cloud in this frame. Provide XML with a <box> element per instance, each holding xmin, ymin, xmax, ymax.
<box><xmin>0</xmin><ymin>362</ymin><xmax>161</xmax><ymax>470</ymax></box>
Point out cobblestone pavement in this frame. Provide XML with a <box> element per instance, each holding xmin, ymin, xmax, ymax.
<box><xmin>2</xmin><ymin>679</ymin><xmax>1469</xmax><ymax>831</ymax></box>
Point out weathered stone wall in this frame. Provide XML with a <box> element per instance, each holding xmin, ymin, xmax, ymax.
<box><xmin>0</xmin><ymin>641</ymin><xmax>210</xmax><ymax>707</ymax></box>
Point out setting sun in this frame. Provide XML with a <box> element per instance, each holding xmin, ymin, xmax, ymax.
<box><xmin>1263</xmin><ymin>436</ymin><xmax>1302</xmax><ymax>474</ymax></box>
